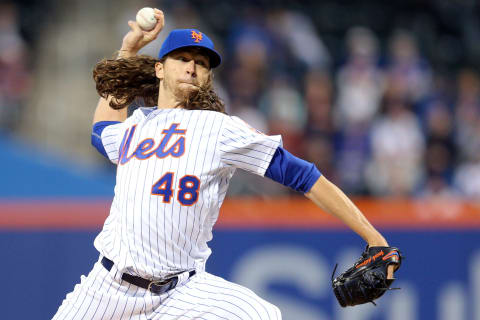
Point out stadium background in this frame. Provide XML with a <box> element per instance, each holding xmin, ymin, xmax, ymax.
<box><xmin>1</xmin><ymin>0</ymin><xmax>479</xmax><ymax>319</ymax></box>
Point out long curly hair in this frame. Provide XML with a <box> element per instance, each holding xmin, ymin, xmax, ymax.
<box><xmin>92</xmin><ymin>55</ymin><xmax>225</xmax><ymax>113</ymax></box>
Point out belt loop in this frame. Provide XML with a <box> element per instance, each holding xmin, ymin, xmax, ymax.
<box><xmin>176</xmin><ymin>270</ymin><xmax>192</xmax><ymax>286</ymax></box>
<box><xmin>101</xmin><ymin>256</ymin><xmax>122</xmax><ymax>282</ymax></box>
<box><xmin>112</xmin><ymin>266</ymin><xmax>123</xmax><ymax>282</ymax></box>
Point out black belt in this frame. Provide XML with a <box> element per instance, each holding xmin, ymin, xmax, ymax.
<box><xmin>101</xmin><ymin>256</ymin><xmax>195</xmax><ymax>295</ymax></box>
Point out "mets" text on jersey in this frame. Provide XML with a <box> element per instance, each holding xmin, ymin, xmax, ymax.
<box><xmin>118</xmin><ymin>123</ymin><xmax>186</xmax><ymax>164</ymax></box>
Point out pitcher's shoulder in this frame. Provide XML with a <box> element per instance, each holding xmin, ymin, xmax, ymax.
<box><xmin>187</xmin><ymin>109</ymin><xmax>230</xmax><ymax>121</ymax></box>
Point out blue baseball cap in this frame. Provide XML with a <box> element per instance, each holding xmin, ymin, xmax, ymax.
<box><xmin>158</xmin><ymin>29</ymin><xmax>222</xmax><ymax>68</ymax></box>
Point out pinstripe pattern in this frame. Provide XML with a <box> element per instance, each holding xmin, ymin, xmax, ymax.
<box><xmin>219</xmin><ymin>117</ymin><xmax>280</xmax><ymax>176</ymax></box>
<box><xmin>53</xmin><ymin>260</ymin><xmax>281</xmax><ymax>319</ymax></box>
<box><xmin>54</xmin><ymin>108</ymin><xmax>283</xmax><ymax>319</ymax></box>
<box><xmin>94</xmin><ymin>109</ymin><xmax>281</xmax><ymax>280</ymax></box>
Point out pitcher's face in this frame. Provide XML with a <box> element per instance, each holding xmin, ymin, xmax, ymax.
<box><xmin>156</xmin><ymin>48</ymin><xmax>211</xmax><ymax>100</ymax></box>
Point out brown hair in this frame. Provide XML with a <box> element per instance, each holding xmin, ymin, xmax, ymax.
<box><xmin>92</xmin><ymin>55</ymin><xmax>225</xmax><ymax>113</ymax></box>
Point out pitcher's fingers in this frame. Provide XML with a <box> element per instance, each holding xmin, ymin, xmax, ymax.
<box><xmin>154</xmin><ymin>13</ymin><xmax>164</xmax><ymax>24</ymax></box>
<box><xmin>128</xmin><ymin>20</ymin><xmax>143</xmax><ymax>34</ymax></box>
<box><xmin>153</xmin><ymin>9</ymin><xmax>164</xmax><ymax>28</ymax></box>
<box><xmin>149</xmin><ymin>14</ymin><xmax>164</xmax><ymax>37</ymax></box>
<box><xmin>153</xmin><ymin>8</ymin><xmax>164</xmax><ymax>19</ymax></box>
<box><xmin>387</xmin><ymin>265</ymin><xmax>395</xmax><ymax>279</ymax></box>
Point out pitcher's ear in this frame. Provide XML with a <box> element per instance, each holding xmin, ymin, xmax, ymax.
<box><xmin>155</xmin><ymin>61</ymin><xmax>164</xmax><ymax>80</ymax></box>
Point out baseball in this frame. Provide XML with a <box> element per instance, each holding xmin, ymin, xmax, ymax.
<box><xmin>136</xmin><ymin>7</ymin><xmax>157</xmax><ymax>31</ymax></box>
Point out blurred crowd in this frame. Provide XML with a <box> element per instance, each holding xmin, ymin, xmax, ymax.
<box><xmin>3</xmin><ymin>0</ymin><xmax>480</xmax><ymax>199</ymax></box>
<box><xmin>0</xmin><ymin>2</ymin><xmax>30</xmax><ymax>132</ymax></box>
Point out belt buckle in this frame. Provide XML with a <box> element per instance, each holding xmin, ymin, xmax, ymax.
<box><xmin>147</xmin><ymin>279</ymin><xmax>169</xmax><ymax>291</ymax></box>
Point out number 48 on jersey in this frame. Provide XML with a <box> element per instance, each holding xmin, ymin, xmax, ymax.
<box><xmin>151</xmin><ymin>173</ymin><xmax>200</xmax><ymax>206</ymax></box>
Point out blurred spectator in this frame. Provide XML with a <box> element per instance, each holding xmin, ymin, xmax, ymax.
<box><xmin>0</xmin><ymin>2</ymin><xmax>30</xmax><ymax>132</ymax></box>
<box><xmin>302</xmin><ymin>70</ymin><xmax>339</xmax><ymax>182</ymax></box>
<box><xmin>304</xmin><ymin>69</ymin><xmax>334</xmax><ymax>135</ymax></box>
<box><xmin>335</xmin><ymin>26</ymin><xmax>385</xmax><ymax>127</ymax></box>
<box><xmin>225</xmin><ymin>7</ymin><xmax>272</xmax><ymax>111</ymax></box>
<box><xmin>454</xmin><ymin>68</ymin><xmax>480</xmax><ymax>161</ymax></box>
<box><xmin>365</xmin><ymin>96</ymin><xmax>425</xmax><ymax>196</ymax></box>
<box><xmin>335</xmin><ymin>122</ymin><xmax>371</xmax><ymax>194</ymax></box>
<box><xmin>423</xmin><ymin>101</ymin><xmax>456</xmax><ymax>182</ymax></box>
<box><xmin>454</xmin><ymin>150</ymin><xmax>480</xmax><ymax>200</ymax></box>
<box><xmin>334</xmin><ymin>26</ymin><xmax>384</xmax><ymax>193</ymax></box>
<box><xmin>259</xmin><ymin>75</ymin><xmax>306</xmax><ymax>155</ymax></box>
<box><xmin>227</xmin><ymin>64</ymin><xmax>264</xmax><ymax>109</ymax></box>
<box><xmin>385</xmin><ymin>30</ymin><xmax>433</xmax><ymax>104</ymax></box>
<box><xmin>452</xmin><ymin>68</ymin><xmax>480</xmax><ymax>200</ymax></box>
<box><xmin>266</xmin><ymin>9</ymin><xmax>331</xmax><ymax>71</ymax></box>
<box><xmin>227</xmin><ymin>6</ymin><xmax>273</xmax><ymax>73</ymax></box>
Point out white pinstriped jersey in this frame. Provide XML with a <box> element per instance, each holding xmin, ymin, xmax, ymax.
<box><xmin>95</xmin><ymin>108</ymin><xmax>282</xmax><ymax>280</ymax></box>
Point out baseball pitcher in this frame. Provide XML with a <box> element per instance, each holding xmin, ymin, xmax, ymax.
<box><xmin>52</xmin><ymin>8</ymin><xmax>401</xmax><ymax>320</ymax></box>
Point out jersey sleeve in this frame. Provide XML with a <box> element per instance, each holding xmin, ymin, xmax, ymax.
<box><xmin>219</xmin><ymin>116</ymin><xmax>282</xmax><ymax>176</ymax></box>
<box><xmin>91</xmin><ymin>108</ymin><xmax>148</xmax><ymax>164</ymax></box>
<box><xmin>91</xmin><ymin>121</ymin><xmax>121</xmax><ymax>160</ymax></box>
<box><xmin>98</xmin><ymin>121</ymin><xmax>129</xmax><ymax>164</ymax></box>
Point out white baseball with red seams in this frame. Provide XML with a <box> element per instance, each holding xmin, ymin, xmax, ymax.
<box><xmin>136</xmin><ymin>7</ymin><xmax>157</xmax><ymax>31</ymax></box>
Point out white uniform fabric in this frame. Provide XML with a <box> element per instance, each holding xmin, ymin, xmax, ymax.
<box><xmin>53</xmin><ymin>259</ymin><xmax>282</xmax><ymax>320</ymax></box>
<box><xmin>53</xmin><ymin>108</ymin><xmax>282</xmax><ymax>319</ymax></box>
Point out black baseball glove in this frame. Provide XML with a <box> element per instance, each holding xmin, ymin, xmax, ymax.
<box><xmin>331</xmin><ymin>246</ymin><xmax>402</xmax><ymax>307</ymax></box>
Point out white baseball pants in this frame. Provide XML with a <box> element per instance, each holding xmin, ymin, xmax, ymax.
<box><xmin>52</xmin><ymin>259</ymin><xmax>282</xmax><ymax>320</ymax></box>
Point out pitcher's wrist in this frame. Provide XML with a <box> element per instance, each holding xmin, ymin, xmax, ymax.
<box><xmin>366</xmin><ymin>234</ymin><xmax>388</xmax><ymax>247</ymax></box>
<box><xmin>117</xmin><ymin>48</ymin><xmax>138</xmax><ymax>59</ymax></box>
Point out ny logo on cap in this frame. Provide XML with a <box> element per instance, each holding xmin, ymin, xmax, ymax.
<box><xmin>191</xmin><ymin>30</ymin><xmax>203</xmax><ymax>43</ymax></box>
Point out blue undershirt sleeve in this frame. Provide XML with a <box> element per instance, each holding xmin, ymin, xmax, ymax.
<box><xmin>264</xmin><ymin>147</ymin><xmax>322</xmax><ymax>193</ymax></box>
<box><xmin>91</xmin><ymin>121</ymin><xmax>121</xmax><ymax>159</ymax></box>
